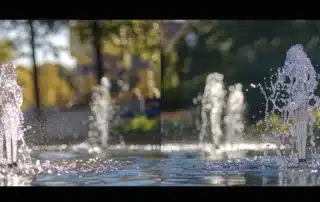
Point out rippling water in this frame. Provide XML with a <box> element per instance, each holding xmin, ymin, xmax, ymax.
<box><xmin>2</xmin><ymin>146</ymin><xmax>320</xmax><ymax>186</ymax></box>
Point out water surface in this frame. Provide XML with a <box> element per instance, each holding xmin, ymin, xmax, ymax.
<box><xmin>2</xmin><ymin>149</ymin><xmax>320</xmax><ymax>186</ymax></box>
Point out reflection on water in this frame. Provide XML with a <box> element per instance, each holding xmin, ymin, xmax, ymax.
<box><xmin>203</xmin><ymin>175</ymin><xmax>246</xmax><ymax>186</ymax></box>
<box><xmin>2</xmin><ymin>149</ymin><xmax>320</xmax><ymax>186</ymax></box>
<box><xmin>278</xmin><ymin>169</ymin><xmax>320</xmax><ymax>186</ymax></box>
<box><xmin>0</xmin><ymin>177</ymin><xmax>33</xmax><ymax>186</ymax></box>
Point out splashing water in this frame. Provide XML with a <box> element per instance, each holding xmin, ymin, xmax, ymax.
<box><xmin>257</xmin><ymin>44</ymin><xmax>320</xmax><ymax>163</ymax></box>
<box><xmin>87</xmin><ymin>76</ymin><xmax>113</xmax><ymax>149</ymax></box>
<box><xmin>224</xmin><ymin>84</ymin><xmax>245</xmax><ymax>144</ymax></box>
<box><xmin>0</xmin><ymin>63</ymin><xmax>136</xmax><ymax>181</ymax></box>
<box><xmin>0</xmin><ymin>62</ymin><xmax>32</xmax><ymax>167</ymax></box>
<box><xmin>199</xmin><ymin>73</ymin><xmax>245</xmax><ymax>157</ymax></box>
<box><xmin>199</xmin><ymin>73</ymin><xmax>226</xmax><ymax>148</ymax></box>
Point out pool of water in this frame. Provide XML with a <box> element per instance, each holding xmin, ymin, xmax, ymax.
<box><xmin>159</xmin><ymin>152</ymin><xmax>320</xmax><ymax>186</ymax></box>
<box><xmin>2</xmin><ymin>147</ymin><xmax>320</xmax><ymax>186</ymax></box>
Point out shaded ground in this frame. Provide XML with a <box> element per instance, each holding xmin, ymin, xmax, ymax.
<box><xmin>161</xmin><ymin>110</ymin><xmax>200</xmax><ymax>143</ymax></box>
<box><xmin>24</xmin><ymin>108</ymin><xmax>161</xmax><ymax>146</ymax></box>
<box><xmin>161</xmin><ymin>110</ymin><xmax>265</xmax><ymax>143</ymax></box>
<box><xmin>161</xmin><ymin>110</ymin><xmax>194</xmax><ymax>121</ymax></box>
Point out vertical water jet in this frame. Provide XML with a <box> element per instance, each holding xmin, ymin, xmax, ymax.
<box><xmin>259</xmin><ymin>44</ymin><xmax>320</xmax><ymax>163</ymax></box>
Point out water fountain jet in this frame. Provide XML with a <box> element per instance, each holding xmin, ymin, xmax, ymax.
<box><xmin>199</xmin><ymin>73</ymin><xmax>225</xmax><ymax>149</ymax></box>
<box><xmin>87</xmin><ymin>76</ymin><xmax>113</xmax><ymax>150</ymax></box>
<box><xmin>224</xmin><ymin>83</ymin><xmax>245</xmax><ymax>145</ymax></box>
<box><xmin>0</xmin><ymin>62</ymin><xmax>32</xmax><ymax>168</ymax></box>
<box><xmin>199</xmin><ymin>73</ymin><xmax>246</xmax><ymax>159</ymax></box>
<box><xmin>258</xmin><ymin>44</ymin><xmax>320</xmax><ymax>163</ymax></box>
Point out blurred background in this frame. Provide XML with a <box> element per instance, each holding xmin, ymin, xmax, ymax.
<box><xmin>161</xmin><ymin>20</ymin><xmax>320</xmax><ymax>140</ymax></box>
<box><xmin>5</xmin><ymin>20</ymin><xmax>320</xmax><ymax>145</ymax></box>
<box><xmin>0</xmin><ymin>20</ymin><xmax>161</xmax><ymax>145</ymax></box>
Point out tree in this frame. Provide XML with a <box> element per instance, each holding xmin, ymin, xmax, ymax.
<box><xmin>70</xmin><ymin>20</ymin><xmax>161</xmax><ymax>96</ymax></box>
<box><xmin>91</xmin><ymin>21</ymin><xmax>104</xmax><ymax>84</ymax></box>
<box><xmin>167</xmin><ymin>20</ymin><xmax>320</xmax><ymax>122</ymax></box>
<box><xmin>0</xmin><ymin>20</ymin><xmax>69</xmax><ymax>111</ymax></box>
<box><xmin>16</xmin><ymin>66</ymin><xmax>34</xmax><ymax>111</ymax></box>
<box><xmin>0</xmin><ymin>40</ymin><xmax>14</xmax><ymax>62</ymax></box>
<box><xmin>38</xmin><ymin>63</ymin><xmax>74</xmax><ymax>107</ymax></box>
<box><xmin>161</xmin><ymin>20</ymin><xmax>195</xmax><ymax>90</ymax></box>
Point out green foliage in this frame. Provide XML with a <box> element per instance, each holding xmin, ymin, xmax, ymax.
<box><xmin>16</xmin><ymin>66</ymin><xmax>34</xmax><ymax>111</ymax></box>
<box><xmin>0</xmin><ymin>20</ymin><xmax>68</xmax><ymax>58</ymax></box>
<box><xmin>38</xmin><ymin>64</ymin><xmax>74</xmax><ymax>107</ymax></box>
<box><xmin>70</xmin><ymin>20</ymin><xmax>161</xmax><ymax>94</ymax></box>
<box><xmin>123</xmin><ymin>115</ymin><xmax>158</xmax><ymax>132</ymax></box>
<box><xmin>70</xmin><ymin>20</ymin><xmax>161</xmax><ymax>67</ymax></box>
<box><xmin>314</xmin><ymin>111</ymin><xmax>320</xmax><ymax>126</ymax></box>
<box><xmin>0</xmin><ymin>40</ymin><xmax>14</xmax><ymax>62</ymax></box>
<box><xmin>161</xmin><ymin>86</ymin><xmax>183</xmax><ymax>111</ymax></box>
<box><xmin>16</xmin><ymin>65</ymin><xmax>74</xmax><ymax>111</ymax></box>
<box><xmin>163</xmin><ymin>20</ymin><xmax>320</xmax><ymax>123</ymax></box>
<box><xmin>247</xmin><ymin>110</ymin><xmax>320</xmax><ymax>136</ymax></box>
<box><xmin>248</xmin><ymin>113</ymin><xmax>289</xmax><ymax>135</ymax></box>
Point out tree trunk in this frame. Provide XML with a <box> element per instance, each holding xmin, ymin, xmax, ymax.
<box><xmin>160</xmin><ymin>46</ymin><xmax>166</xmax><ymax>84</ymax></box>
<box><xmin>92</xmin><ymin>21</ymin><xmax>104</xmax><ymax>85</ymax></box>
<box><xmin>28</xmin><ymin>20</ymin><xmax>41</xmax><ymax>112</ymax></box>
